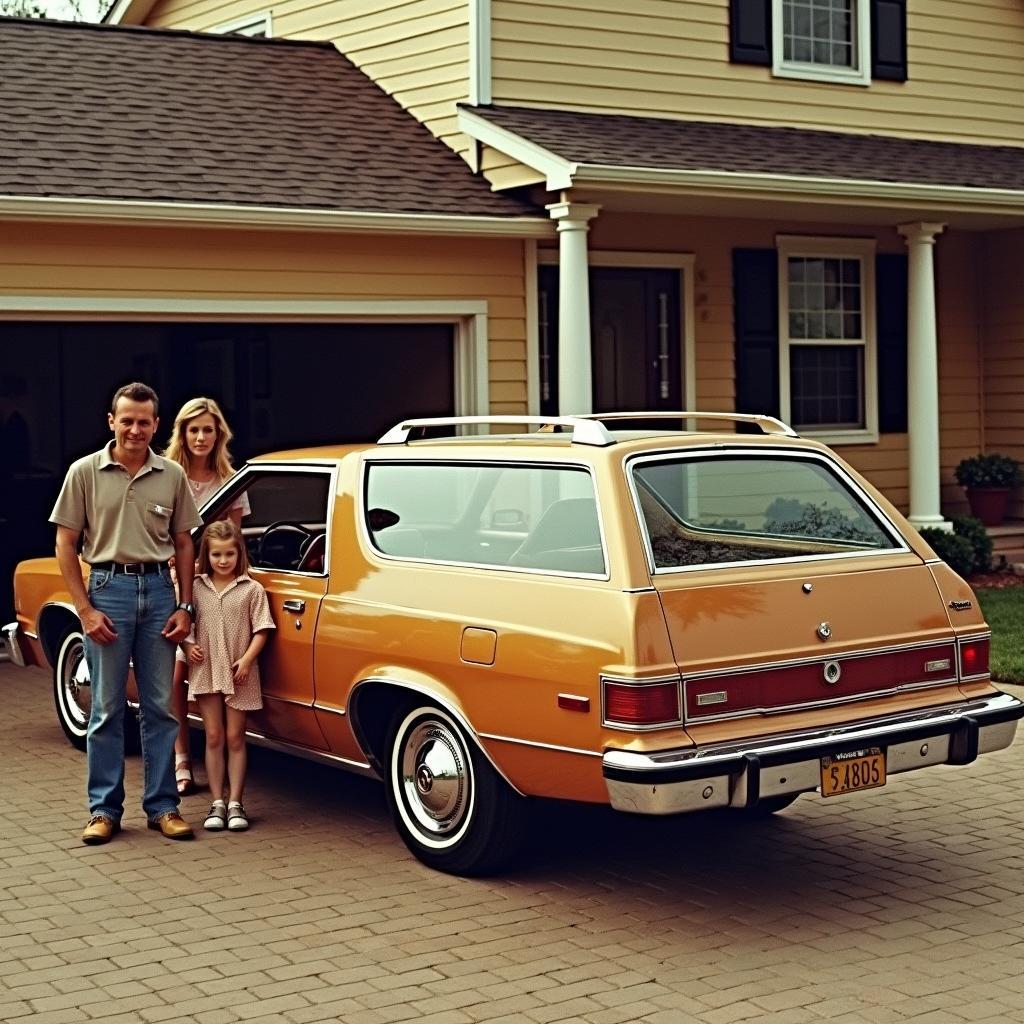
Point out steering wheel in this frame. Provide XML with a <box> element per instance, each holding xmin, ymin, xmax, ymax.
<box><xmin>256</xmin><ymin>520</ymin><xmax>314</xmax><ymax>568</ymax></box>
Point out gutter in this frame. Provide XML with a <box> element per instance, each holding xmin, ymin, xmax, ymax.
<box><xmin>0</xmin><ymin>195</ymin><xmax>554</xmax><ymax>238</ymax></box>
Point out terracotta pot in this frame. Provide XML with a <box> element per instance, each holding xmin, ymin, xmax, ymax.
<box><xmin>965</xmin><ymin>487</ymin><xmax>1011</xmax><ymax>527</ymax></box>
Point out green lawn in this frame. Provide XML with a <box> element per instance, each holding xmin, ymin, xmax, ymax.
<box><xmin>976</xmin><ymin>587</ymin><xmax>1024</xmax><ymax>685</ymax></box>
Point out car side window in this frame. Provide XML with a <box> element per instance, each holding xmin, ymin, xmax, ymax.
<box><xmin>364</xmin><ymin>461</ymin><xmax>606</xmax><ymax>576</ymax></box>
<box><xmin>202</xmin><ymin>469</ymin><xmax>332</xmax><ymax>574</ymax></box>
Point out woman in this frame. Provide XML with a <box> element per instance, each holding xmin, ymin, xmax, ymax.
<box><xmin>164</xmin><ymin>397</ymin><xmax>250</xmax><ymax>795</ymax></box>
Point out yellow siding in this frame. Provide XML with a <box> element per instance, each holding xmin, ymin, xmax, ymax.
<box><xmin>144</xmin><ymin>0</ymin><xmax>474</xmax><ymax>157</ymax></box>
<box><xmin>981</xmin><ymin>228</ymin><xmax>1024</xmax><ymax>517</ymax></box>
<box><xmin>491</xmin><ymin>0</ymin><xmax>1024</xmax><ymax>147</ymax></box>
<box><xmin>0</xmin><ymin>222</ymin><xmax>528</xmax><ymax>414</ymax></box>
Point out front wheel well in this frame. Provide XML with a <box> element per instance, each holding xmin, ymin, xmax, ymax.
<box><xmin>38</xmin><ymin>605</ymin><xmax>81</xmax><ymax>667</ymax></box>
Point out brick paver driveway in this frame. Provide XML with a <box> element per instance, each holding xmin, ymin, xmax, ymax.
<box><xmin>5</xmin><ymin>661</ymin><xmax>1024</xmax><ymax>1024</ymax></box>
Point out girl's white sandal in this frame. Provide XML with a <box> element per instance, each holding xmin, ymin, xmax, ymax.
<box><xmin>226</xmin><ymin>802</ymin><xmax>249</xmax><ymax>831</ymax></box>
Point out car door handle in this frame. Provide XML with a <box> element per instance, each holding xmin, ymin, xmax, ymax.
<box><xmin>283</xmin><ymin>599</ymin><xmax>306</xmax><ymax>613</ymax></box>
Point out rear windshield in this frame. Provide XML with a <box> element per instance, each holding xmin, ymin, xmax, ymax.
<box><xmin>632</xmin><ymin>453</ymin><xmax>902</xmax><ymax>570</ymax></box>
<box><xmin>364</xmin><ymin>461</ymin><xmax>606</xmax><ymax>576</ymax></box>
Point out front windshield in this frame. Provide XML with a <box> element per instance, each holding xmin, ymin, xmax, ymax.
<box><xmin>632</xmin><ymin>453</ymin><xmax>901</xmax><ymax>570</ymax></box>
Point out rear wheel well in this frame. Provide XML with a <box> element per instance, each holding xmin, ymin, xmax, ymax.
<box><xmin>349</xmin><ymin>683</ymin><xmax>419</xmax><ymax>774</ymax></box>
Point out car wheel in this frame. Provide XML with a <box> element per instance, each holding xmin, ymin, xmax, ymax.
<box><xmin>53</xmin><ymin>626</ymin><xmax>90</xmax><ymax>751</ymax></box>
<box><xmin>52</xmin><ymin>625</ymin><xmax>141</xmax><ymax>754</ymax></box>
<box><xmin>385</xmin><ymin>703</ymin><xmax>527</xmax><ymax>876</ymax></box>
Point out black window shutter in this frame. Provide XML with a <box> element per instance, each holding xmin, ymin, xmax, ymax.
<box><xmin>733</xmin><ymin>249</ymin><xmax>780</xmax><ymax>429</ymax></box>
<box><xmin>730</xmin><ymin>0</ymin><xmax>771</xmax><ymax>66</ymax></box>
<box><xmin>871</xmin><ymin>0</ymin><xmax>908</xmax><ymax>81</ymax></box>
<box><xmin>876</xmin><ymin>253</ymin><xmax>908</xmax><ymax>433</ymax></box>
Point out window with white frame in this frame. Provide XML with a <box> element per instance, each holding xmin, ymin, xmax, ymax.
<box><xmin>778</xmin><ymin>237</ymin><xmax>877</xmax><ymax>441</ymax></box>
<box><xmin>211</xmin><ymin>11</ymin><xmax>272</xmax><ymax>37</ymax></box>
<box><xmin>772</xmin><ymin>0</ymin><xmax>870</xmax><ymax>85</ymax></box>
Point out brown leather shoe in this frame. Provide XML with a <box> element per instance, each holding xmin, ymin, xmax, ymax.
<box><xmin>81</xmin><ymin>815</ymin><xmax>120</xmax><ymax>845</ymax></box>
<box><xmin>147</xmin><ymin>811</ymin><xmax>195</xmax><ymax>840</ymax></box>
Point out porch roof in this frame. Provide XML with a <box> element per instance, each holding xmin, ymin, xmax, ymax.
<box><xmin>460</xmin><ymin>104</ymin><xmax>1024</xmax><ymax>214</ymax></box>
<box><xmin>0</xmin><ymin>18</ymin><xmax>546</xmax><ymax>232</ymax></box>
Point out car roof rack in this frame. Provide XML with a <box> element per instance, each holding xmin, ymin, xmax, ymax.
<box><xmin>578</xmin><ymin>411</ymin><xmax>799</xmax><ymax>438</ymax></box>
<box><xmin>378</xmin><ymin>415</ymin><xmax>615</xmax><ymax>447</ymax></box>
<box><xmin>377</xmin><ymin>412</ymin><xmax>798</xmax><ymax>447</ymax></box>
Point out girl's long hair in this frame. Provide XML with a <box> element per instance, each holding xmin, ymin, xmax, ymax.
<box><xmin>197</xmin><ymin>519</ymin><xmax>250</xmax><ymax>578</ymax></box>
<box><xmin>164</xmin><ymin>396</ymin><xmax>236</xmax><ymax>481</ymax></box>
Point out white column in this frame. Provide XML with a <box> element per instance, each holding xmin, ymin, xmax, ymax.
<box><xmin>547</xmin><ymin>200</ymin><xmax>600</xmax><ymax>415</ymax></box>
<box><xmin>898</xmin><ymin>221</ymin><xmax>949</xmax><ymax>531</ymax></box>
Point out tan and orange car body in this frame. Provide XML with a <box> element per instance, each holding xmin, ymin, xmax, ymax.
<box><xmin>6</xmin><ymin>417</ymin><xmax>1021</xmax><ymax>853</ymax></box>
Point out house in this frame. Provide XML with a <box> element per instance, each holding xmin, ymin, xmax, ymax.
<box><xmin>102</xmin><ymin>0</ymin><xmax>1024</xmax><ymax>542</ymax></box>
<box><xmin>0</xmin><ymin>14</ymin><xmax>551</xmax><ymax>618</ymax></box>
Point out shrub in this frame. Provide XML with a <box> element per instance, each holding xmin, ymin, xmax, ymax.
<box><xmin>954</xmin><ymin>453</ymin><xmax>1022</xmax><ymax>489</ymax></box>
<box><xmin>950</xmin><ymin>515</ymin><xmax>993</xmax><ymax>574</ymax></box>
<box><xmin>919</xmin><ymin>527</ymin><xmax>976</xmax><ymax>578</ymax></box>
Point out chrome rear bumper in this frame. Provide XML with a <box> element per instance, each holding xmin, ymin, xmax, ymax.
<box><xmin>2</xmin><ymin>622</ymin><xmax>26</xmax><ymax>668</ymax></box>
<box><xmin>603</xmin><ymin>691</ymin><xmax>1024</xmax><ymax>815</ymax></box>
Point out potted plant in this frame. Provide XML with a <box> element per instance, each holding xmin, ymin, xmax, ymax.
<box><xmin>954</xmin><ymin>453</ymin><xmax>1022</xmax><ymax>526</ymax></box>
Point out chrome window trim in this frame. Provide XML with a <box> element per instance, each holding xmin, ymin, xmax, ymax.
<box><xmin>600</xmin><ymin>673</ymin><xmax>685</xmax><ymax>731</ymax></box>
<box><xmin>625</xmin><ymin>445</ymin><xmax>909</xmax><ymax>576</ymax></box>
<box><xmin>358</xmin><ymin>457</ymin><xmax>611</xmax><ymax>581</ymax></box>
<box><xmin>208</xmin><ymin>461</ymin><xmax>338</xmax><ymax>579</ymax></box>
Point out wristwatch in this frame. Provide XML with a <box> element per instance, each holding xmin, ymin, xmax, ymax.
<box><xmin>176</xmin><ymin>602</ymin><xmax>195</xmax><ymax>618</ymax></box>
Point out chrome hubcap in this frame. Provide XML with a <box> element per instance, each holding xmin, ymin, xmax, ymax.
<box><xmin>62</xmin><ymin>639</ymin><xmax>91</xmax><ymax>728</ymax></box>
<box><xmin>401</xmin><ymin>721</ymin><xmax>469</xmax><ymax>837</ymax></box>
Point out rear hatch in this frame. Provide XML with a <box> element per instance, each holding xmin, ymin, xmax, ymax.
<box><xmin>630</xmin><ymin>447</ymin><xmax>962</xmax><ymax>732</ymax></box>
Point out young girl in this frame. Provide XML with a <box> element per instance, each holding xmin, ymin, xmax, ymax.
<box><xmin>164</xmin><ymin>397</ymin><xmax>250</xmax><ymax>795</ymax></box>
<box><xmin>183</xmin><ymin>520</ymin><xmax>275</xmax><ymax>832</ymax></box>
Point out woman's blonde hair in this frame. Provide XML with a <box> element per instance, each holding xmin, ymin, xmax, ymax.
<box><xmin>164</xmin><ymin>396</ymin><xmax>236</xmax><ymax>481</ymax></box>
<box><xmin>197</xmin><ymin>519</ymin><xmax>250</xmax><ymax>577</ymax></box>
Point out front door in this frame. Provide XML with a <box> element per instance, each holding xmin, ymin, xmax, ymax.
<box><xmin>538</xmin><ymin>265</ymin><xmax>682</xmax><ymax>416</ymax></box>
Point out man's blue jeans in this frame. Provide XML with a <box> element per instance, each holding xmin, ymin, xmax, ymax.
<box><xmin>84</xmin><ymin>567</ymin><xmax>179</xmax><ymax>822</ymax></box>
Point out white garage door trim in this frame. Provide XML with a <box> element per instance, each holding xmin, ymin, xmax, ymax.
<box><xmin>0</xmin><ymin>297</ymin><xmax>489</xmax><ymax>417</ymax></box>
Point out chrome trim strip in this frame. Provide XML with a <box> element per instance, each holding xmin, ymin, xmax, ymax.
<box><xmin>684</xmin><ymin>676</ymin><xmax>959</xmax><ymax>724</ymax></box>
<box><xmin>243</xmin><ymin>732</ymin><xmax>376</xmax><ymax>777</ymax></box>
<box><xmin>24</xmin><ymin>630</ymin><xmax>38</xmax><ymax>640</ymax></box>
<box><xmin>349</xmin><ymin>676</ymin><xmax>526</xmax><ymax>794</ymax></box>
<box><xmin>358</xmin><ymin>458</ymin><xmax>611</xmax><ymax>582</ymax></box>
<box><xmin>261</xmin><ymin>693</ymin><xmax>317</xmax><ymax>710</ymax></box>
<box><xmin>477</xmin><ymin>731</ymin><xmax>602</xmax><ymax>758</ymax></box>
<box><xmin>682</xmin><ymin>637</ymin><xmax>958</xmax><ymax>682</ymax></box>
<box><xmin>315</xmin><ymin>704</ymin><xmax>347</xmax><ymax>717</ymax></box>
<box><xmin>625</xmin><ymin>446</ymin><xmax>909</xmax><ymax>577</ymax></box>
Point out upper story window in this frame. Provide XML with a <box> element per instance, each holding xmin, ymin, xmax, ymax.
<box><xmin>730</xmin><ymin>0</ymin><xmax>907</xmax><ymax>84</ymax></box>
<box><xmin>775</xmin><ymin>0</ymin><xmax>869</xmax><ymax>85</ymax></box>
<box><xmin>212</xmin><ymin>11</ymin><xmax>273</xmax><ymax>37</ymax></box>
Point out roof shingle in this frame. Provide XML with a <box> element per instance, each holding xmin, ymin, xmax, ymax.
<box><xmin>469</xmin><ymin>104</ymin><xmax>1024</xmax><ymax>193</ymax></box>
<box><xmin>0</xmin><ymin>17</ymin><xmax>540</xmax><ymax>218</ymax></box>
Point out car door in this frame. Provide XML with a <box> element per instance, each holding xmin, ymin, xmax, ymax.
<box><xmin>199</xmin><ymin>463</ymin><xmax>334</xmax><ymax>749</ymax></box>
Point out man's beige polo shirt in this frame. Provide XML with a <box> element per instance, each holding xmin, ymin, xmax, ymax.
<box><xmin>50</xmin><ymin>442</ymin><xmax>202</xmax><ymax>564</ymax></box>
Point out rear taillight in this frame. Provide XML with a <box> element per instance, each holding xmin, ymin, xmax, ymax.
<box><xmin>603</xmin><ymin>679</ymin><xmax>681</xmax><ymax>728</ymax></box>
<box><xmin>959</xmin><ymin>636</ymin><xmax>991</xmax><ymax>680</ymax></box>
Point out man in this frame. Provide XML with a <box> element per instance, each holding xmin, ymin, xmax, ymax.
<box><xmin>51</xmin><ymin>382</ymin><xmax>202</xmax><ymax>844</ymax></box>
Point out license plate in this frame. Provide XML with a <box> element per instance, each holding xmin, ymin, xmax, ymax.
<box><xmin>820</xmin><ymin>747</ymin><xmax>886</xmax><ymax>798</ymax></box>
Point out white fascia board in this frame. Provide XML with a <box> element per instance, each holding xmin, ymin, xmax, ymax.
<box><xmin>457</xmin><ymin>108</ymin><xmax>577</xmax><ymax>190</ymax></box>
<box><xmin>0</xmin><ymin>196</ymin><xmax>554</xmax><ymax>238</ymax></box>
<box><xmin>104</xmin><ymin>0</ymin><xmax>157</xmax><ymax>24</ymax></box>
<box><xmin>571</xmin><ymin>164</ymin><xmax>1024</xmax><ymax>214</ymax></box>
